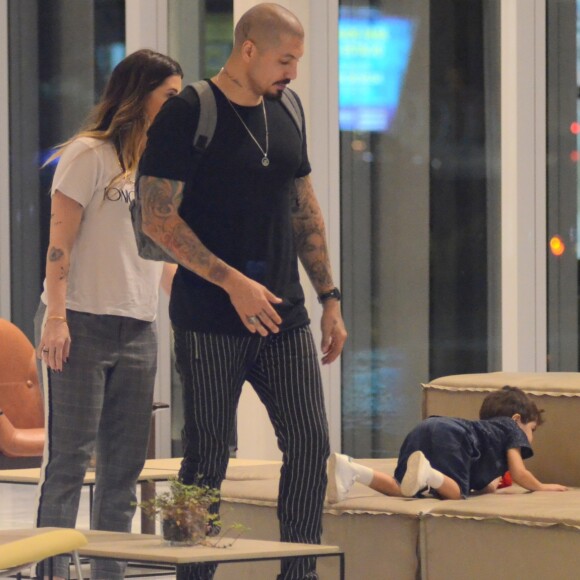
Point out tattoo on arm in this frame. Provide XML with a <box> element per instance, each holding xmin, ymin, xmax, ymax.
<box><xmin>47</xmin><ymin>246</ymin><xmax>68</xmax><ymax>282</ymax></box>
<box><xmin>48</xmin><ymin>247</ymin><xmax>64</xmax><ymax>262</ymax></box>
<box><xmin>140</xmin><ymin>176</ymin><xmax>230</xmax><ymax>285</ymax></box>
<box><xmin>291</xmin><ymin>176</ymin><xmax>334</xmax><ymax>290</ymax></box>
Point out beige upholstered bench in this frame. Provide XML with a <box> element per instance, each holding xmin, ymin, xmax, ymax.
<box><xmin>218</xmin><ymin>457</ymin><xmax>580</xmax><ymax>580</ymax></box>
<box><xmin>215</xmin><ymin>372</ymin><xmax>580</xmax><ymax>579</ymax></box>
<box><xmin>422</xmin><ymin>372</ymin><xmax>580</xmax><ymax>487</ymax></box>
<box><xmin>421</xmin><ymin>486</ymin><xmax>580</xmax><ymax>579</ymax></box>
<box><xmin>219</xmin><ymin>459</ymin><xmax>437</xmax><ymax>580</ymax></box>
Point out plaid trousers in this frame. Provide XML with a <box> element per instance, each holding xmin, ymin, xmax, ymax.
<box><xmin>34</xmin><ymin>304</ymin><xmax>157</xmax><ymax>579</ymax></box>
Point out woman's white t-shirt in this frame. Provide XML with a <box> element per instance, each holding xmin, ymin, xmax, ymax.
<box><xmin>41</xmin><ymin>137</ymin><xmax>163</xmax><ymax>322</ymax></box>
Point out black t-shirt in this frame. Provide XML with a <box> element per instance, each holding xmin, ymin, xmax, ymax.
<box><xmin>139</xmin><ymin>81</ymin><xmax>312</xmax><ymax>334</ymax></box>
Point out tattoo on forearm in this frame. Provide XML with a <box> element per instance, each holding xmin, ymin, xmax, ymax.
<box><xmin>140</xmin><ymin>176</ymin><xmax>230</xmax><ymax>284</ymax></box>
<box><xmin>291</xmin><ymin>177</ymin><xmax>333</xmax><ymax>289</ymax></box>
<box><xmin>48</xmin><ymin>246</ymin><xmax>68</xmax><ymax>281</ymax></box>
<box><xmin>209</xmin><ymin>263</ymin><xmax>229</xmax><ymax>284</ymax></box>
<box><xmin>48</xmin><ymin>247</ymin><xmax>64</xmax><ymax>262</ymax></box>
<box><xmin>50</xmin><ymin>213</ymin><xmax>63</xmax><ymax>226</ymax></box>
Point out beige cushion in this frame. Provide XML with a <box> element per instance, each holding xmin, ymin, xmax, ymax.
<box><xmin>224</xmin><ymin>463</ymin><xmax>282</xmax><ymax>482</ymax></box>
<box><xmin>423</xmin><ymin>372</ymin><xmax>580</xmax><ymax>486</ymax></box>
<box><xmin>427</xmin><ymin>371</ymin><xmax>580</xmax><ymax>396</ymax></box>
<box><xmin>220</xmin><ymin>458</ymin><xmax>437</xmax><ymax>580</ymax></box>
<box><xmin>429</xmin><ymin>485</ymin><xmax>580</xmax><ymax>527</ymax></box>
<box><xmin>219</xmin><ymin>455</ymin><xmax>580</xmax><ymax>580</ymax></box>
<box><xmin>222</xmin><ymin>458</ymin><xmax>440</xmax><ymax>516</ymax></box>
<box><xmin>422</xmin><ymin>488</ymin><xmax>580</xmax><ymax>580</ymax></box>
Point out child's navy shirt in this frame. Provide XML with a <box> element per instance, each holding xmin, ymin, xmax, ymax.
<box><xmin>395</xmin><ymin>416</ymin><xmax>533</xmax><ymax>497</ymax></box>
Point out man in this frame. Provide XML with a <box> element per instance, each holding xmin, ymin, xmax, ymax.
<box><xmin>138</xmin><ymin>4</ymin><xmax>347</xmax><ymax>579</ymax></box>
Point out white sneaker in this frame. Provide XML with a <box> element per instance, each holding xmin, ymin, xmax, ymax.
<box><xmin>327</xmin><ymin>453</ymin><xmax>358</xmax><ymax>503</ymax></box>
<box><xmin>401</xmin><ymin>450</ymin><xmax>431</xmax><ymax>497</ymax></box>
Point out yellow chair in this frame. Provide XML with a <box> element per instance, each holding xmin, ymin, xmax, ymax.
<box><xmin>0</xmin><ymin>528</ymin><xmax>87</xmax><ymax>579</ymax></box>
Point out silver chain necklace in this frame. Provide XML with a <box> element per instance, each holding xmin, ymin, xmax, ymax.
<box><xmin>226</xmin><ymin>98</ymin><xmax>270</xmax><ymax>167</ymax></box>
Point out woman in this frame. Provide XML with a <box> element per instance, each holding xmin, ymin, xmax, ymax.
<box><xmin>34</xmin><ymin>49</ymin><xmax>182</xmax><ymax>580</ymax></box>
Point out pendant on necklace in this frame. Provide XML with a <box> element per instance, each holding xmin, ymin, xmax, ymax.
<box><xmin>262</xmin><ymin>157</ymin><xmax>270</xmax><ymax>167</ymax></box>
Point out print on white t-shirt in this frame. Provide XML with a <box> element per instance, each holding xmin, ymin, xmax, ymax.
<box><xmin>41</xmin><ymin>137</ymin><xmax>163</xmax><ymax>322</ymax></box>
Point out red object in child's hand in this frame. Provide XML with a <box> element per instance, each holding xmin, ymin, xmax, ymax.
<box><xmin>498</xmin><ymin>471</ymin><xmax>512</xmax><ymax>489</ymax></box>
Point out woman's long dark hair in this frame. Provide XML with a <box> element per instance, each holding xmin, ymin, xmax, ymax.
<box><xmin>48</xmin><ymin>49</ymin><xmax>183</xmax><ymax>182</ymax></box>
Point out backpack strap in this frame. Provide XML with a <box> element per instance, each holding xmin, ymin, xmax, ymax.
<box><xmin>280</xmin><ymin>88</ymin><xmax>303</xmax><ymax>140</ymax></box>
<box><xmin>188</xmin><ymin>80</ymin><xmax>218</xmax><ymax>152</ymax></box>
<box><xmin>181</xmin><ymin>80</ymin><xmax>303</xmax><ymax>151</ymax></box>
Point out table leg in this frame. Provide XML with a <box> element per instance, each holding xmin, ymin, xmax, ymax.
<box><xmin>140</xmin><ymin>481</ymin><xmax>157</xmax><ymax>534</ymax></box>
<box><xmin>89</xmin><ymin>484</ymin><xmax>94</xmax><ymax>522</ymax></box>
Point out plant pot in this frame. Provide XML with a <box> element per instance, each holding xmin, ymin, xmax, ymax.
<box><xmin>162</xmin><ymin>508</ymin><xmax>208</xmax><ymax>546</ymax></box>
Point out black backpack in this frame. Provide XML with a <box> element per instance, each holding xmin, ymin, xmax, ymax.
<box><xmin>130</xmin><ymin>80</ymin><xmax>304</xmax><ymax>263</ymax></box>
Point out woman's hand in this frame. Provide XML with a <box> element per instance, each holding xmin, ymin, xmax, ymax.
<box><xmin>38</xmin><ymin>318</ymin><xmax>71</xmax><ymax>372</ymax></box>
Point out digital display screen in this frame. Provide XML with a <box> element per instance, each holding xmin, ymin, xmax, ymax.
<box><xmin>339</xmin><ymin>7</ymin><xmax>415</xmax><ymax>133</ymax></box>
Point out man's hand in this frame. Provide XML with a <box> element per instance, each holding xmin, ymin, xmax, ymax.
<box><xmin>224</xmin><ymin>271</ymin><xmax>283</xmax><ymax>336</ymax></box>
<box><xmin>320</xmin><ymin>300</ymin><xmax>347</xmax><ymax>364</ymax></box>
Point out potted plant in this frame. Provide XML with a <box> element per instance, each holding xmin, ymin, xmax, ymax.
<box><xmin>136</xmin><ymin>477</ymin><xmax>220</xmax><ymax>546</ymax></box>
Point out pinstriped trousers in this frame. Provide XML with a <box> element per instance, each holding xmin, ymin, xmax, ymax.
<box><xmin>173</xmin><ymin>325</ymin><xmax>330</xmax><ymax>580</ymax></box>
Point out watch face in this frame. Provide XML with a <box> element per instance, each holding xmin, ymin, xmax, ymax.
<box><xmin>319</xmin><ymin>288</ymin><xmax>341</xmax><ymax>303</ymax></box>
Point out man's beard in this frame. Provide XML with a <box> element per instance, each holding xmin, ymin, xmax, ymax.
<box><xmin>265</xmin><ymin>90</ymin><xmax>283</xmax><ymax>101</ymax></box>
<box><xmin>265</xmin><ymin>80</ymin><xmax>290</xmax><ymax>101</ymax></box>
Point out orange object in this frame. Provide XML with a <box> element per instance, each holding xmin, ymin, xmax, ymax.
<box><xmin>0</xmin><ymin>318</ymin><xmax>45</xmax><ymax>458</ymax></box>
<box><xmin>549</xmin><ymin>235</ymin><xmax>565</xmax><ymax>257</ymax></box>
<box><xmin>498</xmin><ymin>471</ymin><xmax>512</xmax><ymax>489</ymax></box>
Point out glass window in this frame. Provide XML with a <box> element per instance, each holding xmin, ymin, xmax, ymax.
<box><xmin>9</xmin><ymin>0</ymin><xmax>125</xmax><ymax>339</ymax></box>
<box><xmin>339</xmin><ymin>0</ymin><xmax>502</xmax><ymax>457</ymax></box>
<box><xmin>546</xmin><ymin>0</ymin><xmax>579</xmax><ymax>370</ymax></box>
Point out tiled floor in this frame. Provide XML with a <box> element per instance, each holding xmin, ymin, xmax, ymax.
<box><xmin>0</xmin><ymin>480</ymin><xmax>176</xmax><ymax>579</ymax></box>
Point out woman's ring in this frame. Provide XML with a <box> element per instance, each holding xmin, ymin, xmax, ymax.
<box><xmin>42</xmin><ymin>348</ymin><xmax>49</xmax><ymax>353</ymax></box>
<box><xmin>247</xmin><ymin>316</ymin><xmax>259</xmax><ymax>325</ymax></box>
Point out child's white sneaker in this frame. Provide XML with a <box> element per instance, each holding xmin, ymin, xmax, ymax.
<box><xmin>327</xmin><ymin>452</ymin><xmax>357</xmax><ymax>503</ymax></box>
<box><xmin>401</xmin><ymin>450</ymin><xmax>431</xmax><ymax>497</ymax></box>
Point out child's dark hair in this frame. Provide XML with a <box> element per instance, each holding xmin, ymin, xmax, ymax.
<box><xmin>479</xmin><ymin>385</ymin><xmax>544</xmax><ymax>426</ymax></box>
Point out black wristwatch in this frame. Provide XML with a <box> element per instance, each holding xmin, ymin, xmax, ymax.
<box><xmin>317</xmin><ymin>287</ymin><xmax>341</xmax><ymax>304</ymax></box>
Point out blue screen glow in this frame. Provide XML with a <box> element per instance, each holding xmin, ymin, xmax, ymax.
<box><xmin>339</xmin><ymin>8</ymin><xmax>415</xmax><ymax>132</ymax></box>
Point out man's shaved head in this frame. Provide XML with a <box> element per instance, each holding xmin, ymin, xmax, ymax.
<box><xmin>234</xmin><ymin>3</ymin><xmax>304</xmax><ymax>51</ymax></box>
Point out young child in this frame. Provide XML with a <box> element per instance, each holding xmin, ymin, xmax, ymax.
<box><xmin>327</xmin><ymin>386</ymin><xmax>568</xmax><ymax>502</ymax></box>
